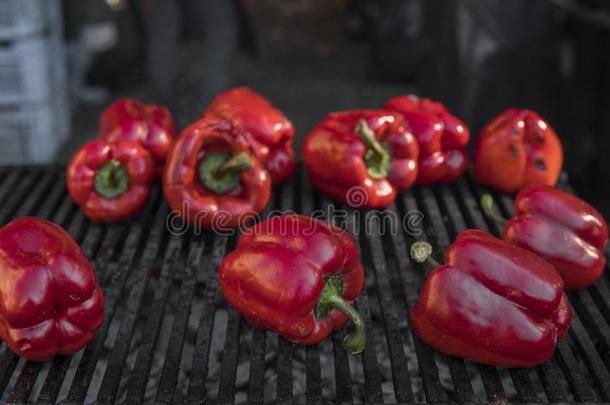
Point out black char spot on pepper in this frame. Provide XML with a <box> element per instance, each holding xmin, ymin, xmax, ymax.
<box><xmin>534</xmin><ymin>159</ymin><xmax>547</xmax><ymax>171</ymax></box>
<box><xmin>509</xmin><ymin>144</ymin><xmax>521</xmax><ymax>158</ymax></box>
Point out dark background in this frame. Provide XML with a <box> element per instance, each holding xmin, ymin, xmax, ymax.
<box><xmin>60</xmin><ymin>0</ymin><xmax>610</xmax><ymax>215</ymax></box>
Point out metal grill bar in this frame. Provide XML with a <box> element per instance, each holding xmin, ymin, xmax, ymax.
<box><xmin>187</xmin><ymin>234</ymin><xmax>228</xmax><ymax>404</ymax></box>
<box><xmin>363</xmin><ymin>218</ymin><xmax>413</xmax><ymax>403</ymax></box>
<box><xmin>124</xmin><ymin>235</ymin><xmax>181</xmax><ymax>402</ymax></box>
<box><xmin>394</xmin><ymin>190</ymin><xmax>448</xmax><ymax>404</ymax></box>
<box><xmin>155</xmin><ymin>240</ymin><xmax>200</xmax><ymax>404</ymax></box>
<box><xmin>0</xmin><ymin>166</ymin><xmax>609</xmax><ymax>403</ymax></box>
<box><xmin>64</xmin><ymin>190</ymin><xmax>164</xmax><ymax>403</ymax></box>
<box><xmin>97</xmin><ymin>204</ymin><xmax>170</xmax><ymax>403</ymax></box>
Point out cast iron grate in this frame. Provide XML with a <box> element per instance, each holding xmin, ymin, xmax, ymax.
<box><xmin>0</xmin><ymin>165</ymin><xmax>610</xmax><ymax>404</ymax></box>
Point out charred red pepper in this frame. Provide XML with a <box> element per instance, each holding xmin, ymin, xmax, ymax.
<box><xmin>410</xmin><ymin>230</ymin><xmax>571</xmax><ymax>367</ymax></box>
<box><xmin>98</xmin><ymin>98</ymin><xmax>175</xmax><ymax>177</ymax></box>
<box><xmin>303</xmin><ymin>110</ymin><xmax>419</xmax><ymax>209</ymax></box>
<box><xmin>385</xmin><ymin>95</ymin><xmax>470</xmax><ymax>185</ymax></box>
<box><xmin>481</xmin><ymin>186</ymin><xmax>609</xmax><ymax>289</ymax></box>
<box><xmin>219</xmin><ymin>215</ymin><xmax>366</xmax><ymax>353</ymax></box>
<box><xmin>0</xmin><ymin>217</ymin><xmax>104</xmax><ymax>361</ymax></box>
<box><xmin>67</xmin><ymin>140</ymin><xmax>155</xmax><ymax>223</ymax></box>
<box><xmin>163</xmin><ymin>114</ymin><xmax>271</xmax><ymax>229</ymax></box>
<box><xmin>474</xmin><ymin>109</ymin><xmax>563</xmax><ymax>193</ymax></box>
<box><xmin>207</xmin><ymin>87</ymin><xmax>296</xmax><ymax>185</ymax></box>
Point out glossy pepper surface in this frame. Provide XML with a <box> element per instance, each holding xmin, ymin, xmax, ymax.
<box><xmin>482</xmin><ymin>186</ymin><xmax>608</xmax><ymax>289</ymax></box>
<box><xmin>67</xmin><ymin>140</ymin><xmax>155</xmax><ymax>223</ymax></box>
<box><xmin>207</xmin><ymin>87</ymin><xmax>296</xmax><ymax>185</ymax></box>
<box><xmin>219</xmin><ymin>215</ymin><xmax>366</xmax><ymax>353</ymax></box>
<box><xmin>385</xmin><ymin>95</ymin><xmax>469</xmax><ymax>185</ymax></box>
<box><xmin>474</xmin><ymin>108</ymin><xmax>563</xmax><ymax>193</ymax></box>
<box><xmin>0</xmin><ymin>217</ymin><xmax>104</xmax><ymax>361</ymax></box>
<box><xmin>163</xmin><ymin>114</ymin><xmax>271</xmax><ymax>229</ymax></box>
<box><xmin>410</xmin><ymin>230</ymin><xmax>571</xmax><ymax>367</ymax></box>
<box><xmin>98</xmin><ymin>98</ymin><xmax>175</xmax><ymax>177</ymax></box>
<box><xmin>303</xmin><ymin>110</ymin><xmax>419</xmax><ymax>209</ymax></box>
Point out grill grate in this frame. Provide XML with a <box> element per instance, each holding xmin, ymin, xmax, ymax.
<box><xmin>0</xmin><ymin>165</ymin><xmax>610</xmax><ymax>403</ymax></box>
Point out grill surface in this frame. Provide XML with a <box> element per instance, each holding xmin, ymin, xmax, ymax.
<box><xmin>0</xmin><ymin>165</ymin><xmax>610</xmax><ymax>404</ymax></box>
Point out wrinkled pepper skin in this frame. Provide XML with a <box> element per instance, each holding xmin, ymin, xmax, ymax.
<box><xmin>0</xmin><ymin>217</ymin><xmax>104</xmax><ymax>361</ymax></box>
<box><xmin>208</xmin><ymin>87</ymin><xmax>296</xmax><ymax>185</ymax></box>
<box><xmin>385</xmin><ymin>95</ymin><xmax>470</xmax><ymax>185</ymax></box>
<box><xmin>163</xmin><ymin>114</ymin><xmax>271</xmax><ymax>230</ymax></box>
<box><xmin>504</xmin><ymin>186</ymin><xmax>608</xmax><ymax>289</ymax></box>
<box><xmin>303</xmin><ymin>110</ymin><xmax>419</xmax><ymax>209</ymax></box>
<box><xmin>98</xmin><ymin>98</ymin><xmax>175</xmax><ymax>177</ymax></box>
<box><xmin>219</xmin><ymin>215</ymin><xmax>366</xmax><ymax>351</ymax></box>
<box><xmin>67</xmin><ymin>140</ymin><xmax>155</xmax><ymax>223</ymax></box>
<box><xmin>411</xmin><ymin>230</ymin><xmax>571</xmax><ymax>368</ymax></box>
<box><xmin>474</xmin><ymin>109</ymin><xmax>563</xmax><ymax>193</ymax></box>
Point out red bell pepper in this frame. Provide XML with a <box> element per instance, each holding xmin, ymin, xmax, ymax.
<box><xmin>219</xmin><ymin>214</ymin><xmax>366</xmax><ymax>353</ymax></box>
<box><xmin>0</xmin><ymin>217</ymin><xmax>104</xmax><ymax>361</ymax></box>
<box><xmin>163</xmin><ymin>114</ymin><xmax>271</xmax><ymax>230</ymax></box>
<box><xmin>98</xmin><ymin>98</ymin><xmax>175</xmax><ymax>177</ymax></box>
<box><xmin>385</xmin><ymin>95</ymin><xmax>470</xmax><ymax>185</ymax></box>
<box><xmin>410</xmin><ymin>230</ymin><xmax>571</xmax><ymax>367</ymax></box>
<box><xmin>481</xmin><ymin>186</ymin><xmax>608</xmax><ymax>289</ymax></box>
<box><xmin>67</xmin><ymin>140</ymin><xmax>155</xmax><ymax>223</ymax></box>
<box><xmin>207</xmin><ymin>87</ymin><xmax>296</xmax><ymax>185</ymax></box>
<box><xmin>474</xmin><ymin>108</ymin><xmax>563</xmax><ymax>193</ymax></box>
<box><xmin>303</xmin><ymin>110</ymin><xmax>419</xmax><ymax>209</ymax></box>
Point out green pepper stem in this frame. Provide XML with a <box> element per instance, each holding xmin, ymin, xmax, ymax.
<box><xmin>410</xmin><ymin>241</ymin><xmax>441</xmax><ymax>274</ymax></box>
<box><xmin>356</xmin><ymin>120</ymin><xmax>391</xmax><ymax>180</ymax></box>
<box><xmin>199</xmin><ymin>152</ymin><xmax>253</xmax><ymax>194</ymax></box>
<box><xmin>329</xmin><ymin>295</ymin><xmax>366</xmax><ymax>355</ymax></box>
<box><xmin>94</xmin><ymin>160</ymin><xmax>129</xmax><ymax>199</ymax></box>
<box><xmin>217</xmin><ymin>151</ymin><xmax>252</xmax><ymax>176</ymax></box>
<box><xmin>480</xmin><ymin>194</ymin><xmax>507</xmax><ymax>228</ymax></box>
<box><xmin>357</xmin><ymin>119</ymin><xmax>386</xmax><ymax>157</ymax></box>
<box><xmin>316</xmin><ymin>277</ymin><xmax>366</xmax><ymax>355</ymax></box>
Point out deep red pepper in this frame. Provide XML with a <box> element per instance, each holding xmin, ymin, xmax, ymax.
<box><xmin>98</xmin><ymin>98</ymin><xmax>175</xmax><ymax>177</ymax></box>
<box><xmin>303</xmin><ymin>110</ymin><xmax>419</xmax><ymax>209</ymax></box>
<box><xmin>410</xmin><ymin>230</ymin><xmax>571</xmax><ymax>367</ymax></box>
<box><xmin>67</xmin><ymin>140</ymin><xmax>155</xmax><ymax>223</ymax></box>
<box><xmin>207</xmin><ymin>87</ymin><xmax>296</xmax><ymax>185</ymax></box>
<box><xmin>474</xmin><ymin>108</ymin><xmax>563</xmax><ymax>193</ymax></box>
<box><xmin>481</xmin><ymin>186</ymin><xmax>609</xmax><ymax>289</ymax></box>
<box><xmin>163</xmin><ymin>114</ymin><xmax>271</xmax><ymax>230</ymax></box>
<box><xmin>385</xmin><ymin>95</ymin><xmax>470</xmax><ymax>185</ymax></box>
<box><xmin>219</xmin><ymin>214</ymin><xmax>366</xmax><ymax>353</ymax></box>
<box><xmin>0</xmin><ymin>217</ymin><xmax>104</xmax><ymax>361</ymax></box>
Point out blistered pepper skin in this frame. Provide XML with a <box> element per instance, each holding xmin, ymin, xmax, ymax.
<box><xmin>219</xmin><ymin>215</ymin><xmax>364</xmax><ymax>346</ymax></box>
<box><xmin>474</xmin><ymin>109</ymin><xmax>563</xmax><ymax>193</ymax></box>
<box><xmin>67</xmin><ymin>140</ymin><xmax>155</xmax><ymax>223</ymax></box>
<box><xmin>0</xmin><ymin>217</ymin><xmax>104</xmax><ymax>361</ymax></box>
<box><xmin>411</xmin><ymin>230</ymin><xmax>571</xmax><ymax>368</ymax></box>
<box><xmin>208</xmin><ymin>87</ymin><xmax>296</xmax><ymax>185</ymax></box>
<box><xmin>503</xmin><ymin>185</ymin><xmax>608</xmax><ymax>289</ymax></box>
<box><xmin>385</xmin><ymin>95</ymin><xmax>470</xmax><ymax>185</ymax></box>
<box><xmin>98</xmin><ymin>98</ymin><xmax>175</xmax><ymax>177</ymax></box>
<box><xmin>163</xmin><ymin>114</ymin><xmax>271</xmax><ymax>230</ymax></box>
<box><xmin>303</xmin><ymin>110</ymin><xmax>419</xmax><ymax>208</ymax></box>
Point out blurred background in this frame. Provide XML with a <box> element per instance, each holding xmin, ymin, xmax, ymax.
<box><xmin>0</xmin><ymin>0</ymin><xmax>609</xmax><ymax>213</ymax></box>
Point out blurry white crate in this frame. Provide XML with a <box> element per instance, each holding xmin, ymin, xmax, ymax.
<box><xmin>0</xmin><ymin>89</ymin><xmax>70</xmax><ymax>164</ymax></box>
<box><xmin>0</xmin><ymin>34</ymin><xmax>66</xmax><ymax>104</ymax></box>
<box><xmin>0</xmin><ymin>0</ymin><xmax>65</xmax><ymax>104</ymax></box>
<box><xmin>0</xmin><ymin>0</ymin><xmax>58</xmax><ymax>40</ymax></box>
